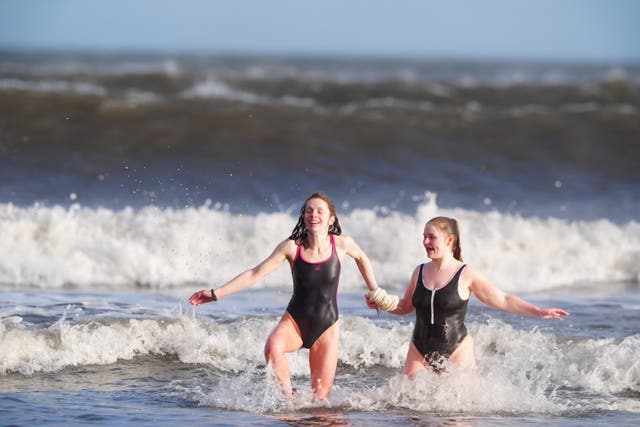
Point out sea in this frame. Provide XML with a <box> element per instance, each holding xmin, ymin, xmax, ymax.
<box><xmin>1</xmin><ymin>50</ymin><xmax>639</xmax><ymax>426</ymax></box>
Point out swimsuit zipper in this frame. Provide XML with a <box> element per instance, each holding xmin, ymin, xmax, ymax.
<box><xmin>430</xmin><ymin>289</ymin><xmax>435</xmax><ymax>324</ymax></box>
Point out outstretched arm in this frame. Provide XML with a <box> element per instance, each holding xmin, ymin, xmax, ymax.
<box><xmin>189</xmin><ymin>239</ymin><xmax>293</xmax><ymax>305</ymax></box>
<box><xmin>469</xmin><ymin>268</ymin><xmax>569</xmax><ymax>319</ymax></box>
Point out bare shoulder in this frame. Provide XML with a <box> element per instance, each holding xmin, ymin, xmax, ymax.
<box><xmin>460</xmin><ymin>263</ymin><xmax>481</xmax><ymax>279</ymax></box>
<box><xmin>333</xmin><ymin>234</ymin><xmax>355</xmax><ymax>249</ymax></box>
<box><xmin>457</xmin><ymin>264</ymin><xmax>476</xmax><ymax>291</ymax></box>
<box><xmin>460</xmin><ymin>263</ymin><xmax>475</xmax><ymax>276</ymax></box>
<box><xmin>461</xmin><ymin>264</ymin><xmax>486</xmax><ymax>281</ymax></box>
<box><xmin>274</xmin><ymin>238</ymin><xmax>298</xmax><ymax>259</ymax></box>
<box><xmin>332</xmin><ymin>234</ymin><xmax>361</xmax><ymax>260</ymax></box>
<box><xmin>462</xmin><ymin>265</ymin><xmax>496</xmax><ymax>294</ymax></box>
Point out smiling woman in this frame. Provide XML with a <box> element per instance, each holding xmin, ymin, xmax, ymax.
<box><xmin>367</xmin><ymin>216</ymin><xmax>569</xmax><ymax>377</ymax></box>
<box><xmin>188</xmin><ymin>192</ymin><xmax>395</xmax><ymax>399</ymax></box>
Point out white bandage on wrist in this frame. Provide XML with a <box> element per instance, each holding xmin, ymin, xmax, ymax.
<box><xmin>368</xmin><ymin>288</ymin><xmax>399</xmax><ymax>311</ymax></box>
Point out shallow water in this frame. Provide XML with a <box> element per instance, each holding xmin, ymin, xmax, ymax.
<box><xmin>2</xmin><ymin>287</ymin><xmax>639</xmax><ymax>426</ymax></box>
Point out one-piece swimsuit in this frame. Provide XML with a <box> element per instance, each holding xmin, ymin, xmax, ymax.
<box><xmin>411</xmin><ymin>264</ymin><xmax>468</xmax><ymax>367</ymax></box>
<box><xmin>286</xmin><ymin>235</ymin><xmax>341</xmax><ymax>349</ymax></box>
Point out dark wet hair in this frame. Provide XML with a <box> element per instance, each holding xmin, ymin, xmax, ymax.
<box><xmin>289</xmin><ymin>192</ymin><xmax>342</xmax><ymax>248</ymax></box>
<box><xmin>427</xmin><ymin>216</ymin><xmax>463</xmax><ymax>261</ymax></box>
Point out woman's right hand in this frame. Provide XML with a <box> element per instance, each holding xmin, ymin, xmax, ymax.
<box><xmin>189</xmin><ymin>289</ymin><xmax>215</xmax><ymax>306</ymax></box>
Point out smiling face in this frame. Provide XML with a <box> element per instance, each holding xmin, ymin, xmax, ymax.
<box><xmin>423</xmin><ymin>222</ymin><xmax>453</xmax><ymax>260</ymax></box>
<box><xmin>304</xmin><ymin>197</ymin><xmax>335</xmax><ymax>234</ymax></box>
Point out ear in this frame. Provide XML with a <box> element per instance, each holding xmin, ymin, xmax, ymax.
<box><xmin>446</xmin><ymin>233</ymin><xmax>455</xmax><ymax>247</ymax></box>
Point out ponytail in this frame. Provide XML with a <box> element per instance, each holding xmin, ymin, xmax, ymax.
<box><xmin>450</xmin><ymin>218</ymin><xmax>463</xmax><ymax>261</ymax></box>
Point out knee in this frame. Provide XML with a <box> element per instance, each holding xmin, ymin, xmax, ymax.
<box><xmin>264</xmin><ymin>336</ymin><xmax>285</xmax><ymax>362</ymax></box>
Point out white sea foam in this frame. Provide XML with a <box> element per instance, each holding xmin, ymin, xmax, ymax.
<box><xmin>1</xmin><ymin>311</ymin><xmax>637</xmax><ymax>389</ymax></box>
<box><xmin>0</xmin><ymin>78</ymin><xmax>107</xmax><ymax>96</ymax></box>
<box><xmin>184</xmin><ymin>315</ymin><xmax>640</xmax><ymax>414</ymax></box>
<box><xmin>180</xmin><ymin>75</ymin><xmax>319</xmax><ymax>109</ymax></box>
<box><xmin>347</xmin><ymin>367</ymin><xmax>563</xmax><ymax>413</ymax></box>
<box><xmin>181</xmin><ymin>76</ymin><xmax>266</xmax><ymax>103</ymax></box>
<box><xmin>339</xmin><ymin>97</ymin><xmax>434</xmax><ymax>114</ymax></box>
<box><xmin>0</xmin><ymin>197</ymin><xmax>638</xmax><ymax>292</ymax></box>
<box><xmin>0</xmin><ymin>58</ymin><xmax>182</xmax><ymax>78</ymax></box>
<box><xmin>2</xmin><ymin>305</ymin><xmax>639</xmax><ymax>414</ymax></box>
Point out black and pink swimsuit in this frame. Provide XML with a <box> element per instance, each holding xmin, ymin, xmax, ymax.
<box><xmin>286</xmin><ymin>235</ymin><xmax>341</xmax><ymax>349</ymax></box>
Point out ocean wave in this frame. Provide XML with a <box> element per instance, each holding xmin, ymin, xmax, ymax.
<box><xmin>4</xmin><ymin>51</ymin><xmax>639</xmax><ymax>84</ymax></box>
<box><xmin>3</xmin><ymin>312</ymin><xmax>637</xmax><ymax>414</ymax></box>
<box><xmin>3</xmin><ymin>75</ymin><xmax>638</xmax><ymax>122</ymax></box>
<box><xmin>472</xmin><ymin>319</ymin><xmax>640</xmax><ymax>395</ymax></box>
<box><xmin>181</xmin><ymin>76</ymin><xmax>267</xmax><ymax>103</ymax></box>
<box><xmin>3</xmin><ymin>313</ymin><xmax>635</xmax><ymax>389</ymax></box>
<box><xmin>0</xmin><ymin>77</ymin><xmax>107</xmax><ymax>96</ymax></box>
<box><xmin>1</xmin><ymin>199</ymin><xmax>638</xmax><ymax>292</ymax></box>
<box><xmin>3</xmin><ymin>51</ymin><xmax>639</xmax><ymax>109</ymax></box>
<box><xmin>0</xmin><ymin>54</ymin><xmax>183</xmax><ymax>78</ymax></box>
<box><xmin>179</xmin><ymin>75</ymin><xmax>319</xmax><ymax>110</ymax></box>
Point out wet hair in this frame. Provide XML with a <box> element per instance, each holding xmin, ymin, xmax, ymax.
<box><xmin>289</xmin><ymin>192</ymin><xmax>342</xmax><ymax>248</ymax></box>
<box><xmin>427</xmin><ymin>216</ymin><xmax>463</xmax><ymax>261</ymax></box>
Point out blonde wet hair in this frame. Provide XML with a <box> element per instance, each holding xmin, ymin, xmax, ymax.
<box><xmin>427</xmin><ymin>216</ymin><xmax>463</xmax><ymax>261</ymax></box>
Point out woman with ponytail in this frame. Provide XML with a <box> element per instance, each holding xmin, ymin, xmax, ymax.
<box><xmin>189</xmin><ymin>192</ymin><xmax>389</xmax><ymax>399</ymax></box>
<box><xmin>367</xmin><ymin>216</ymin><xmax>568</xmax><ymax>377</ymax></box>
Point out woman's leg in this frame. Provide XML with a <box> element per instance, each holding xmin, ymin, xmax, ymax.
<box><xmin>403</xmin><ymin>335</ymin><xmax>476</xmax><ymax>378</ymax></box>
<box><xmin>264</xmin><ymin>312</ymin><xmax>303</xmax><ymax>394</ymax></box>
<box><xmin>402</xmin><ymin>341</ymin><xmax>428</xmax><ymax>379</ymax></box>
<box><xmin>308</xmin><ymin>321</ymin><xmax>339</xmax><ymax>399</ymax></box>
<box><xmin>448</xmin><ymin>334</ymin><xmax>476</xmax><ymax>368</ymax></box>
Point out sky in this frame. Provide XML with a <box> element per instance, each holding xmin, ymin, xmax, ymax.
<box><xmin>1</xmin><ymin>0</ymin><xmax>639</xmax><ymax>62</ymax></box>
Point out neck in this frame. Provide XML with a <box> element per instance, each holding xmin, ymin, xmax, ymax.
<box><xmin>431</xmin><ymin>254</ymin><xmax>456</xmax><ymax>270</ymax></box>
<box><xmin>307</xmin><ymin>232</ymin><xmax>330</xmax><ymax>249</ymax></box>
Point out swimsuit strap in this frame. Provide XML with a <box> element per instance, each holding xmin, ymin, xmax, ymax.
<box><xmin>294</xmin><ymin>242</ymin><xmax>302</xmax><ymax>262</ymax></box>
<box><xmin>417</xmin><ymin>263</ymin><xmax>435</xmax><ymax>290</ymax></box>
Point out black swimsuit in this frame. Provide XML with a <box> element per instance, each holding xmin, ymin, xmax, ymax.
<box><xmin>412</xmin><ymin>264</ymin><xmax>468</xmax><ymax>366</ymax></box>
<box><xmin>286</xmin><ymin>235</ymin><xmax>341</xmax><ymax>349</ymax></box>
